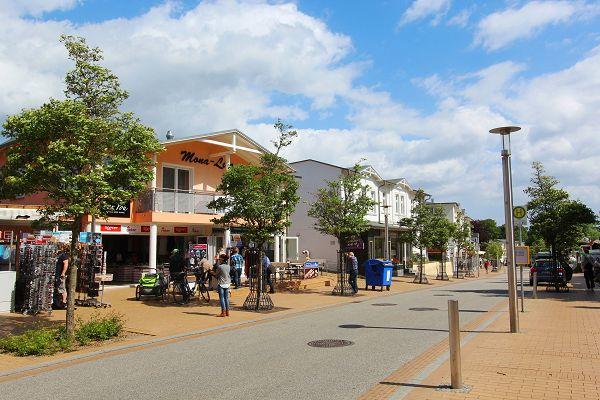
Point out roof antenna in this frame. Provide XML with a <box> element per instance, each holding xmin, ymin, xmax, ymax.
<box><xmin>166</xmin><ymin>130</ymin><xmax>174</xmax><ymax>140</ymax></box>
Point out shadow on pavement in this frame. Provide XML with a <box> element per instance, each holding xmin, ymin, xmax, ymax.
<box><xmin>338</xmin><ymin>324</ymin><xmax>506</xmax><ymax>334</ymax></box>
<box><xmin>380</xmin><ymin>381</ymin><xmax>440</xmax><ymax>389</ymax></box>
<box><xmin>0</xmin><ymin>313</ymin><xmax>61</xmax><ymax>337</ymax></box>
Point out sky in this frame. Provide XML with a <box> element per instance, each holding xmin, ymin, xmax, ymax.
<box><xmin>1</xmin><ymin>0</ymin><xmax>599</xmax><ymax>222</ymax></box>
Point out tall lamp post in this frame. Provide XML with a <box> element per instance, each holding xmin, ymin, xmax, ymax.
<box><xmin>383</xmin><ymin>198</ymin><xmax>390</xmax><ymax>260</ymax></box>
<box><xmin>490</xmin><ymin>125</ymin><xmax>520</xmax><ymax>333</ymax></box>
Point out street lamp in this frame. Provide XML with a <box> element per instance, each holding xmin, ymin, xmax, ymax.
<box><xmin>383</xmin><ymin>196</ymin><xmax>390</xmax><ymax>260</ymax></box>
<box><xmin>490</xmin><ymin>125</ymin><xmax>520</xmax><ymax>333</ymax></box>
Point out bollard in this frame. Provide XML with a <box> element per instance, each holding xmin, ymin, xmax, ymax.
<box><xmin>448</xmin><ymin>299</ymin><xmax>462</xmax><ymax>389</ymax></box>
<box><xmin>532</xmin><ymin>271</ymin><xmax>538</xmax><ymax>299</ymax></box>
<box><xmin>520</xmin><ymin>265</ymin><xmax>524</xmax><ymax>312</ymax></box>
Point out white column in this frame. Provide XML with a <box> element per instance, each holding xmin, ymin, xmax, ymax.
<box><xmin>274</xmin><ymin>235</ymin><xmax>281</xmax><ymax>262</ymax></box>
<box><xmin>149</xmin><ymin>224</ymin><xmax>158</xmax><ymax>272</ymax></box>
<box><xmin>281</xmin><ymin>232</ymin><xmax>287</xmax><ymax>261</ymax></box>
<box><xmin>151</xmin><ymin>153</ymin><xmax>157</xmax><ymax>189</ymax></box>
<box><xmin>224</xmin><ymin>227</ymin><xmax>231</xmax><ymax>249</ymax></box>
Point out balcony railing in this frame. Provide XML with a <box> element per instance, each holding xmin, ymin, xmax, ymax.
<box><xmin>136</xmin><ymin>188</ymin><xmax>224</xmax><ymax>214</ymax></box>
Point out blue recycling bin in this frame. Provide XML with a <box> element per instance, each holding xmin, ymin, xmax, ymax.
<box><xmin>364</xmin><ymin>259</ymin><xmax>394</xmax><ymax>291</ymax></box>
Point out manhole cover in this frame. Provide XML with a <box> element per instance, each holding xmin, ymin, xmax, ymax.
<box><xmin>307</xmin><ymin>339</ymin><xmax>354</xmax><ymax>348</ymax></box>
<box><xmin>409</xmin><ymin>307</ymin><xmax>439</xmax><ymax>311</ymax></box>
<box><xmin>372</xmin><ymin>303</ymin><xmax>397</xmax><ymax>306</ymax></box>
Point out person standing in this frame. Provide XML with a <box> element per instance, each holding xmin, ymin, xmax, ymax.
<box><xmin>347</xmin><ymin>252</ymin><xmax>358</xmax><ymax>294</ymax></box>
<box><xmin>583</xmin><ymin>256</ymin><xmax>595</xmax><ymax>290</ymax></box>
<box><xmin>230</xmin><ymin>247</ymin><xmax>244</xmax><ymax>289</ymax></box>
<box><xmin>54</xmin><ymin>244</ymin><xmax>69</xmax><ymax>309</ymax></box>
<box><xmin>169</xmin><ymin>249</ymin><xmax>188</xmax><ymax>304</ymax></box>
<box><xmin>263</xmin><ymin>254</ymin><xmax>275</xmax><ymax>294</ymax></box>
<box><xmin>212</xmin><ymin>254</ymin><xmax>231</xmax><ymax>317</ymax></box>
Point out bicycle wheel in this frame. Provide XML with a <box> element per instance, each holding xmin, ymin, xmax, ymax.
<box><xmin>198</xmin><ymin>282</ymin><xmax>210</xmax><ymax>302</ymax></box>
<box><xmin>172</xmin><ymin>281</ymin><xmax>186</xmax><ymax>304</ymax></box>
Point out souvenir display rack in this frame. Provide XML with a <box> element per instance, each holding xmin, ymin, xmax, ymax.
<box><xmin>76</xmin><ymin>242</ymin><xmax>111</xmax><ymax>308</ymax></box>
<box><xmin>19</xmin><ymin>243</ymin><xmax>58</xmax><ymax>315</ymax></box>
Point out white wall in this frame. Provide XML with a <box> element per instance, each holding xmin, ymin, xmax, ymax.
<box><xmin>288</xmin><ymin>161</ymin><xmax>345</xmax><ymax>268</ymax></box>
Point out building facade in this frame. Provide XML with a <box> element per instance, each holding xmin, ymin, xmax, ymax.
<box><xmin>288</xmin><ymin>159</ymin><xmax>416</xmax><ymax>270</ymax></box>
<box><xmin>0</xmin><ymin>129</ymin><xmax>295</xmax><ymax>282</ymax></box>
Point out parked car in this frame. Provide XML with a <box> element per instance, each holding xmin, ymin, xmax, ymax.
<box><xmin>529</xmin><ymin>259</ymin><xmax>567</xmax><ymax>288</ymax></box>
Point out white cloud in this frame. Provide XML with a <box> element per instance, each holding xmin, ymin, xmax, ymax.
<box><xmin>447</xmin><ymin>9</ymin><xmax>471</xmax><ymax>27</ymax></box>
<box><xmin>398</xmin><ymin>0</ymin><xmax>451</xmax><ymax>26</ymax></box>
<box><xmin>0</xmin><ymin>0</ymin><xmax>599</xmax><ymax>220</ymax></box>
<box><xmin>474</xmin><ymin>1</ymin><xmax>599</xmax><ymax>51</ymax></box>
<box><xmin>3</xmin><ymin>0</ymin><xmax>80</xmax><ymax>17</ymax></box>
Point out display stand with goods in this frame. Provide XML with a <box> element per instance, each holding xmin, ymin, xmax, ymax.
<box><xmin>19</xmin><ymin>242</ymin><xmax>58</xmax><ymax>315</ymax></box>
<box><xmin>76</xmin><ymin>241</ymin><xmax>112</xmax><ymax>308</ymax></box>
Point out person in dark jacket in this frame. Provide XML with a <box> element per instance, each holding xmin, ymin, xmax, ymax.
<box><xmin>583</xmin><ymin>257</ymin><xmax>595</xmax><ymax>290</ymax></box>
<box><xmin>347</xmin><ymin>252</ymin><xmax>358</xmax><ymax>294</ymax></box>
<box><xmin>169</xmin><ymin>249</ymin><xmax>188</xmax><ymax>303</ymax></box>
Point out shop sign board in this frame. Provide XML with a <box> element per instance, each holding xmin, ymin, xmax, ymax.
<box><xmin>106</xmin><ymin>202</ymin><xmax>131</xmax><ymax>218</ymax></box>
<box><xmin>189</xmin><ymin>243</ymin><xmax>208</xmax><ymax>259</ymax></box>
<box><xmin>514</xmin><ymin>246</ymin><xmax>530</xmax><ymax>265</ymax></box>
<box><xmin>79</xmin><ymin>232</ymin><xmax>90</xmax><ymax>243</ymax></box>
<box><xmin>345</xmin><ymin>236</ymin><xmax>365</xmax><ymax>251</ymax></box>
<box><xmin>141</xmin><ymin>226</ymin><xmax>151</xmax><ymax>233</ymax></box>
<box><xmin>125</xmin><ymin>225</ymin><xmax>140</xmax><ymax>233</ymax></box>
<box><xmin>174</xmin><ymin>226</ymin><xmax>188</xmax><ymax>234</ymax></box>
<box><xmin>101</xmin><ymin>224</ymin><xmax>121</xmax><ymax>233</ymax></box>
<box><xmin>160</xmin><ymin>226</ymin><xmax>173</xmax><ymax>234</ymax></box>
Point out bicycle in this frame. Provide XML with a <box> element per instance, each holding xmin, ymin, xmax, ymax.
<box><xmin>171</xmin><ymin>268</ymin><xmax>210</xmax><ymax>304</ymax></box>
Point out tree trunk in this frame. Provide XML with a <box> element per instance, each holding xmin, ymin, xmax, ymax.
<box><xmin>419</xmin><ymin>247</ymin><xmax>424</xmax><ymax>284</ymax></box>
<box><xmin>66</xmin><ymin>215</ymin><xmax>83</xmax><ymax>338</ymax></box>
<box><xmin>256</xmin><ymin>246</ymin><xmax>264</xmax><ymax>311</ymax></box>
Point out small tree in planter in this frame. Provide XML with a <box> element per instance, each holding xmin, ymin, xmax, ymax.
<box><xmin>308</xmin><ymin>163</ymin><xmax>376</xmax><ymax>295</ymax></box>
<box><xmin>208</xmin><ymin>120</ymin><xmax>299</xmax><ymax>310</ymax></box>
<box><xmin>428</xmin><ymin>205</ymin><xmax>455</xmax><ymax>280</ymax></box>
<box><xmin>453</xmin><ymin>210</ymin><xmax>471</xmax><ymax>278</ymax></box>
<box><xmin>399</xmin><ymin>189</ymin><xmax>433</xmax><ymax>284</ymax></box>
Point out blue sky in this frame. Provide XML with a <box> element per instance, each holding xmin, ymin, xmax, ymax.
<box><xmin>2</xmin><ymin>0</ymin><xmax>600</xmax><ymax>221</ymax></box>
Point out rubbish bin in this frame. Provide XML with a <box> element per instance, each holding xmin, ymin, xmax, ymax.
<box><xmin>364</xmin><ymin>259</ymin><xmax>394</xmax><ymax>291</ymax></box>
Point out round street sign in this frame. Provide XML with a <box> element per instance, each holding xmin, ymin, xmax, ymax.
<box><xmin>513</xmin><ymin>206</ymin><xmax>527</xmax><ymax>219</ymax></box>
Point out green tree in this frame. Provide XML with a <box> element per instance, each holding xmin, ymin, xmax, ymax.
<box><xmin>428</xmin><ymin>205</ymin><xmax>456</xmax><ymax>280</ymax></box>
<box><xmin>0</xmin><ymin>36</ymin><xmax>162</xmax><ymax>337</ymax></box>
<box><xmin>453</xmin><ymin>210</ymin><xmax>472</xmax><ymax>275</ymax></box>
<box><xmin>525</xmin><ymin>162</ymin><xmax>596</xmax><ymax>264</ymax></box>
<box><xmin>399</xmin><ymin>189</ymin><xmax>433</xmax><ymax>284</ymax></box>
<box><xmin>307</xmin><ymin>162</ymin><xmax>376</xmax><ymax>295</ymax></box>
<box><xmin>208</xmin><ymin>121</ymin><xmax>299</xmax><ymax>309</ymax></box>
<box><xmin>485</xmin><ymin>241</ymin><xmax>503</xmax><ymax>267</ymax></box>
<box><xmin>471</xmin><ymin>219</ymin><xmax>500</xmax><ymax>244</ymax></box>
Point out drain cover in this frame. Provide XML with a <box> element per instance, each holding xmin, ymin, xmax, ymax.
<box><xmin>409</xmin><ymin>307</ymin><xmax>439</xmax><ymax>311</ymax></box>
<box><xmin>307</xmin><ymin>339</ymin><xmax>354</xmax><ymax>348</ymax></box>
<box><xmin>372</xmin><ymin>303</ymin><xmax>397</xmax><ymax>306</ymax></box>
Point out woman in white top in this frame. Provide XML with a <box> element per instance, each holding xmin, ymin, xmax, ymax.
<box><xmin>211</xmin><ymin>253</ymin><xmax>231</xmax><ymax>317</ymax></box>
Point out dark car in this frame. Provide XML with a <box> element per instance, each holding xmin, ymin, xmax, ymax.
<box><xmin>529</xmin><ymin>259</ymin><xmax>567</xmax><ymax>287</ymax></box>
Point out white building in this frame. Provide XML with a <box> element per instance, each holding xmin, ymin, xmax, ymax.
<box><xmin>288</xmin><ymin>160</ymin><xmax>416</xmax><ymax>270</ymax></box>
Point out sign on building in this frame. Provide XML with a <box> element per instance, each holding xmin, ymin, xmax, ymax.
<box><xmin>514</xmin><ymin>246</ymin><xmax>530</xmax><ymax>265</ymax></box>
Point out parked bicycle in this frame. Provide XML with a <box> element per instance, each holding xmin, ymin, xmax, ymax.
<box><xmin>171</xmin><ymin>267</ymin><xmax>211</xmax><ymax>304</ymax></box>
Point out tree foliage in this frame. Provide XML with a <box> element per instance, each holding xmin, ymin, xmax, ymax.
<box><xmin>307</xmin><ymin>163</ymin><xmax>376</xmax><ymax>249</ymax></box>
<box><xmin>471</xmin><ymin>219</ymin><xmax>500</xmax><ymax>244</ymax></box>
<box><xmin>453</xmin><ymin>210</ymin><xmax>472</xmax><ymax>257</ymax></box>
<box><xmin>485</xmin><ymin>241</ymin><xmax>503</xmax><ymax>261</ymax></box>
<box><xmin>525</xmin><ymin>162</ymin><xmax>596</xmax><ymax>263</ymax></box>
<box><xmin>208</xmin><ymin>121</ymin><xmax>300</xmax><ymax>250</ymax></box>
<box><xmin>0</xmin><ymin>35</ymin><xmax>162</xmax><ymax>336</ymax></box>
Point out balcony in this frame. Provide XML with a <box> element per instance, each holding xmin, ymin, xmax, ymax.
<box><xmin>136</xmin><ymin>188</ymin><xmax>224</xmax><ymax>214</ymax></box>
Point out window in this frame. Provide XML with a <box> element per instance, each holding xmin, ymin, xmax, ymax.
<box><xmin>370</xmin><ymin>190</ymin><xmax>376</xmax><ymax>214</ymax></box>
<box><xmin>162</xmin><ymin>166</ymin><xmax>191</xmax><ymax>192</ymax></box>
<box><xmin>395</xmin><ymin>194</ymin><xmax>400</xmax><ymax>214</ymax></box>
<box><xmin>400</xmin><ymin>196</ymin><xmax>406</xmax><ymax>215</ymax></box>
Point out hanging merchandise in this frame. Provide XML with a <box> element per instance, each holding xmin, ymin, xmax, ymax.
<box><xmin>76</xmin><ymin>240</ymin><xmax>111</xmax><ymax>308</ymax></box>
<box><xmin>19</xmin><ymin>242</ymin><xmax>58</xmax><ymax>315</ymax></box>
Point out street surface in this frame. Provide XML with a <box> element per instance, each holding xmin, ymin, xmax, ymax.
<box><xmin>0</xmin><ymin>274</ymin><xmax>511</xmax><ymax>400</ymax></box>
